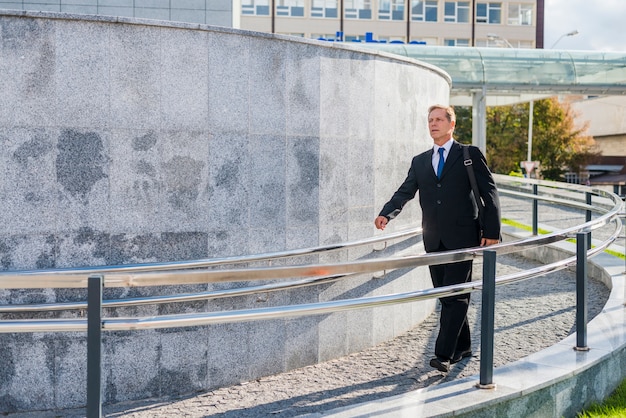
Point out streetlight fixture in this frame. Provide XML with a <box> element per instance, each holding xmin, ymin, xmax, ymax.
<box><xmin>524</xmin><ymin>30</ymin><xmax>580</xmax><ymax>177</ymax></box>
<box><xmin>486</xmin><ymin>33</ymin><xmax>514</xmax><ymax>48</ymax></box>
<box><xmin>550</xmin><ymin>30</ymin><xmax>579</xmax><ymax>49</ymax></box>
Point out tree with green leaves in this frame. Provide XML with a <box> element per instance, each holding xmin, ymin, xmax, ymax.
<box><xmin>453</xmin><ymin>98</ymin><xmax>597</xmax><ymax>181</ymax></box>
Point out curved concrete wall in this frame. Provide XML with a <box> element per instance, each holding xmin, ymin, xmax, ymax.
<box><xmin>0</xmin><ymin>11</ymin><xmax>451</xmax><ymax>412</ymax></box>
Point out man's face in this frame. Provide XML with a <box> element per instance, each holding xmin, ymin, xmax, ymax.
<box><xmin>428</xmin><ymin>108</ymin><xmax>455</xmax><ymax>144</ymax></box>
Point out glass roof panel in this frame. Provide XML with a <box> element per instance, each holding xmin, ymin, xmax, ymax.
<box><xmin>356</xmin><ymin>44</ymin><xmax>626</xmax><ymax>96</ymax></box>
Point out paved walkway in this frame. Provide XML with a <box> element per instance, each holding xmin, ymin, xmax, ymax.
<box><xmin>8</xmin><ymin>195</ymin><xmax>620</xmax><ymax>417</ymax></box>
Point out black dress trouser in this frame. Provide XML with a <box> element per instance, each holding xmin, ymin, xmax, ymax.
<box><xmin>428</xmin><ymin>241</ymin><xmax>473</xmax><ymax>360</ymax></box>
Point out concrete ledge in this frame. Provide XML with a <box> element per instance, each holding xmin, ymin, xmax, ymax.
<box><xmin>318</xmin><ymin>226</ymin><xmax>626</xmax><ymax>417</ymax></box>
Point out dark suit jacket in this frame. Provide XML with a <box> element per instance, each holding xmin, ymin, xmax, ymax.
<box><xmin>379</xmin><ymin>141</ymin><xmax>501</xmax><ymax>252</ymax></box>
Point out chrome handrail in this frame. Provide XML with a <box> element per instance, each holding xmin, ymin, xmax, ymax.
<box><xmin>36</xmin><ymin>202</ymin><xmax>620</xmax><ymax>289</ymax></box>
<box><xmin>1</xmin><ymin>218</ymin><xmax>620</xmax><ymax>334</ymax></box>
<box><xmin>0</xmin><ymin>226</ymin><xmax>421</xmax><ymax>277</ymax></box>
<box><xmin>0</xmin><ymin>213</ymin><xmax>614</xmax><ymax>290</ymax></box>
<box><xmin>0</xmin><ymin>178</ymin><xmax>622</xmax><ymax>311</ymax></box>
<box><xmin>0</xmin><ymin>273</ymin><xmax>348</xmax><ymax>312</ymax></box>
<box><xmin>0</xmin><ymin>226</ymin><xmax>420</xmax><ymax>288</ymax></box>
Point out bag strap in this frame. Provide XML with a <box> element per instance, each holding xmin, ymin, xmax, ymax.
<box><xmin>463</xmin><ymin>145</ymin><xmax>484</xmax><ymax>225</ymax></box>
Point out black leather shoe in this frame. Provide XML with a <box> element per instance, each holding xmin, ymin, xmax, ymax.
<box><xmin>451</xmin><ymin>349</ymin><xmax>472</xmax><ymax>364</ymax></box>
<box><xmin>429</xmin><ymin>357</ymin><xmax>450</xmax><ymax>373</ymax></box>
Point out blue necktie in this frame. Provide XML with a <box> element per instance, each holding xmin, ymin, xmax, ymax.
<box><xmin>436</xmin><ymin>147</ymin><xmax>445</xmax><ymax>179</ymax></box>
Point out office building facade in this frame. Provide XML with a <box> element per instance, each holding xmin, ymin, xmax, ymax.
<box><xmin>0</xmin><ymin>0</ymin><xmax>238</xmax><ymax>27</ymax></box>
<box><xmin>240</xmin><ymin>0</ymin><xmax>543</xmax><ymax>48</ymax></box>
<box><xmin>0</xmin><ymin>1</ymin><xmax>542</xmax><ymax>48</ymax></box>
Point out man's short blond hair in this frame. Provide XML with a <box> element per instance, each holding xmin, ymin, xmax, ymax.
<box><xmin>428</xmin><ymin>104</ymin><xmax>456</xmax><ymax>122</ymax></box>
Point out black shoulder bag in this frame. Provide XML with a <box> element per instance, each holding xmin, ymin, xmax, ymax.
<box><xmin>463</xmin><ymin>145</ymin><xmax>485</xmax><ymax>231</ymax></box>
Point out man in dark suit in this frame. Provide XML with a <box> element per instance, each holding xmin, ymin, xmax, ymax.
<box><xmin>374</xmin><ymin>104</ymin><xmax>501</xmax><ymax>373</ymax></box>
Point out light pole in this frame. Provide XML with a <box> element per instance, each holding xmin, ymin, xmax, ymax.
<box><xmin>550</xmin><ymin>29</ymin><xmax>579</xmax><ymax>49</ymax></box>
<box><xmin>525</xmin><ymin>30</ymin><xmax>579</xmax><ymax>176</ymax></box>
<box><xmin>527</xmin><ymin>100</ymin><xmax>534</xmax><ymax>170</ymax></box>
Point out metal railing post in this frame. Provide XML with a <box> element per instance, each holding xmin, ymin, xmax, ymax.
<box><xmin>477</xmin><ymin>250</ymin><xmax>497</xmax><ymax>389</ymax></box>
<box><xmin>621</xmin><ymin>211</ymin><xmax>626</xmax><ymax>276</ymax></box>
<box><xmin>532</xmin><ymin>184</ymin><xmax>538</xmax><ymax>235</ymax></box>
<box><xmin>586</xmin><ymin>192</ymin><xmax>592</xmax><ymax>249</ymax></box>
<box><xmin>87</xmin><ymin>275</ymin><xmax>104</xmax><ymax>418</ymax></box>
<box><xmin>575</xmin><ymin>233</ymin><xmax>589</xmax><ymax>351</ymax></box>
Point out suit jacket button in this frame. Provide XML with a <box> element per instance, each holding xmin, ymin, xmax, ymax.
<box><xmin>437</xmin><ymin>183</ymin><xmax>442</xmax><ymax>188</ymax></box>
<box><xmin>437</xmin><ymin>200</ymin><xmax>441</xmax><ymax>204</ymax></box>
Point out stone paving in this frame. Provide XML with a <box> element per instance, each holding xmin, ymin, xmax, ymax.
<box><xmin>7</xmin><ymin>195</ymin><xmax>621</xmax><ymax>417</ymax></box>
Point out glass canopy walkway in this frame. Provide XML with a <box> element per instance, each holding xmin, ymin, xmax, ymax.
<box><xmin>357</xmin><ymin>44</ymin><xmax>626</xmax><ymax>150</ymax></box>
<box><xmin>359</xmin><ymin>44</ymin><xmax>626</xmax><ymax>104</ymax></box>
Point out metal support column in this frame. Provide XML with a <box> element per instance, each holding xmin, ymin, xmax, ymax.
<box><xmin>527</xmin><ymin>100</ymin><xmax>534</xmax><ymax>162</ymax></box>
<box><xmin>585</xmin><ymin>192</ymin><xmax>592</xmax><ymax>249</ymax></box>
<box><xmin>87</xmin><ymin>275</ymin><xmax>104</xmax><ymax>418</ymax></box>
<box><xmin>472</xmin><ymin>87</ymin><xmax>487</xmax><ymax>155</ymax></box>
<box><xmin>532</xmin><ymin>184</ymin><xmax>538</xmax><ymax>235</ymax></box>
<box><xmin>575</xmin><ymin>233</ymin><xmax>589</xmax><ymax>351</ymax></box>
<box><xmin>477</xmin><ymin>250</ymin><xmax>497</xmax><ymax>389</ymax></box>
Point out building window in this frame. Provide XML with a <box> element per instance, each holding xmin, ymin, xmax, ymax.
<box><xmin>411</xmin><ymin>0</ymin><xmax>438</xmax><ymax>22</ymax></box>
<box><xmin>444</xmin><ymin>1</ymin><xmax>470</xmax><ymax>23</ymax></box>
<box><xmin>392</xmin><ymin>0</ymin><xmax>405</xmax><ymax>20</ymax></box>
<box><xmin>345</xmin><ymin>0</ymin><xmax>372</xmax><ymax>19</ymax></box>
<box><xmin>476</xmin><ymin>2</ymin><xmax>501</xmax><ymax>23</ymax></box>
<box><xmin>480</xmin><ymin>38</ymin><xmax>503</xmax><ymax>47</ymax></box>
<box><xmin>277</xmin><ymin>0</ymin><xmax>305</xmax><ymax>17</ymax></box>
<box><xmin>564</xmin><ymin>172</ymin><xmax>582</xmax><ymax>184</ymax></box>
<box><xmin>312</xmin><ymin>0</ymin><xmax>338</xmax><ymax>18</ymax></box>
<box><xmin>517</xmin><ymin>40</ymin><xmax>533</xmax><ymax>48</ymax></box>
<box><xmin>484</xmin><ymin>39</ymin><xmax>532</xmax><ymax>48</ymax></box>
<box><xmin>242</xmin><ymin>0</ymin><xmax>270</xmax><ymax>16</ymax></box>
<box><xmin>508</xmin><ymin>3</ymin><xmax>532</xmax><ymax>25</ymax></box>
<box><xmin>444</xmin><ymin>38</ymin><xmax>470</xmax><ymax>46</ymax></box>
<box><xmin>379</xmin><ymin>0</ymin><xmax>406</xmax><ymax>21</ymax></box>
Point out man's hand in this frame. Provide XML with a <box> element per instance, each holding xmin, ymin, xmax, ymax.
<box><xmin>480</xmin><ymin>237</ymin><xmax>499</xmax><ymax>247</ymax></box>
<box><xmin>374</xmin><ymin>216</ymin><xmax>388</xmax><ymax>230</ymax></box>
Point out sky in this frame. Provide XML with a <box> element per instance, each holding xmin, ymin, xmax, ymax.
<box><xmin>544</xmin><ymin>0</ymin><xmax>626</xmax><ymax>52</ymax></box>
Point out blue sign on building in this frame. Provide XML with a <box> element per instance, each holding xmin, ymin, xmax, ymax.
<box><xmin>318</xmin><ymin>32</ymin><xmax>427</xmax><ymax>45</ymax></box>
